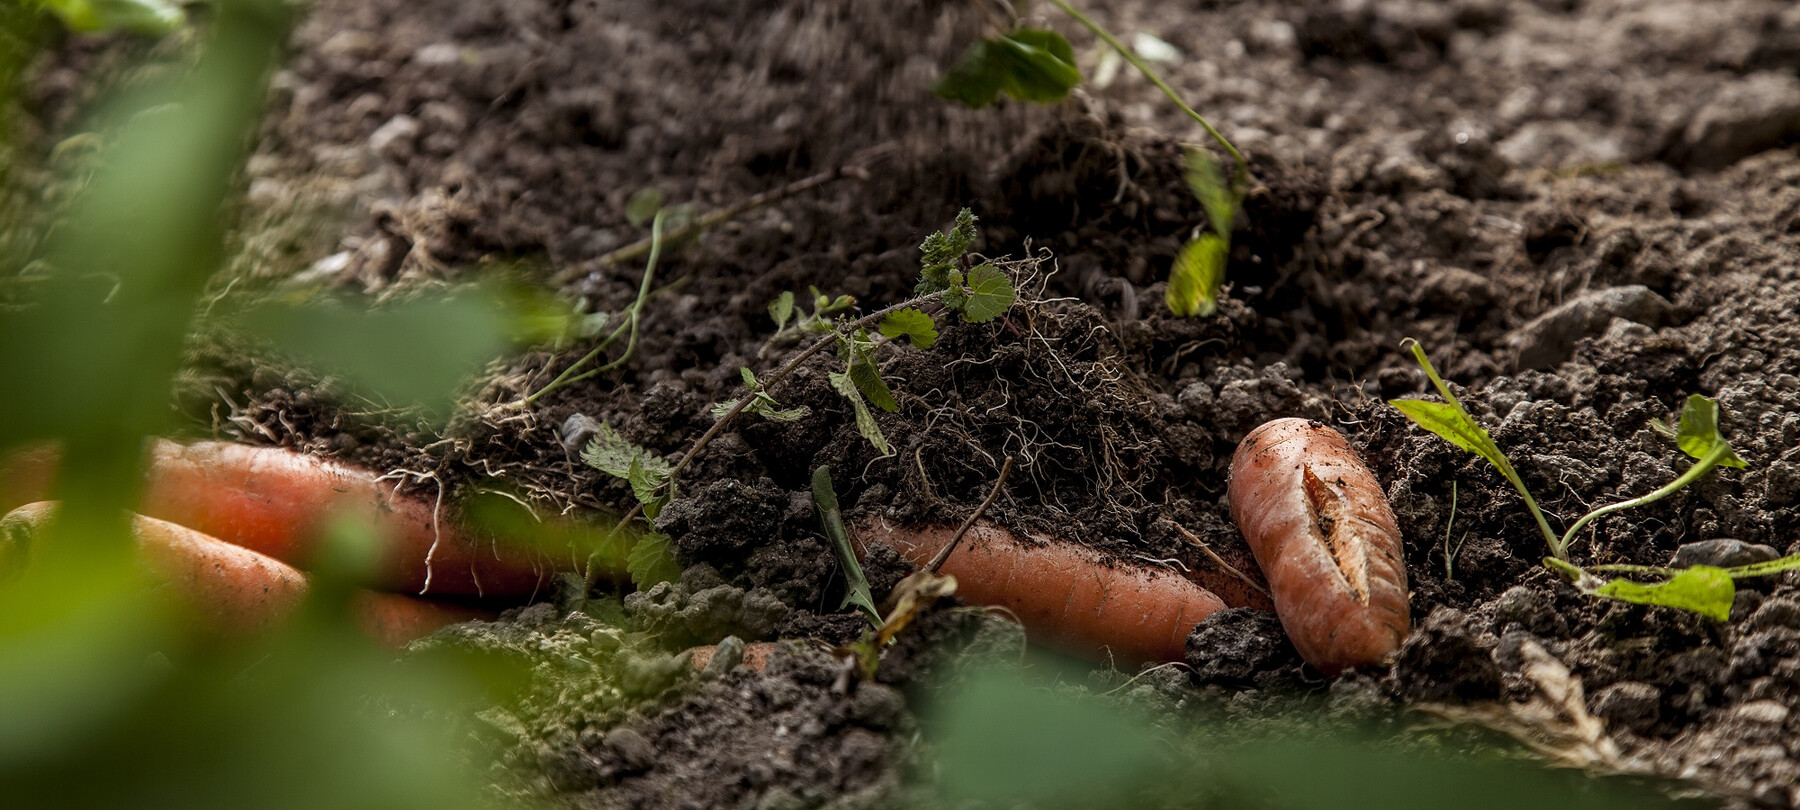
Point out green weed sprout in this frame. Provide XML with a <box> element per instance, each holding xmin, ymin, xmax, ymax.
<box><xmin>578</xmin><ymin>209</ymin><xmax>1017</xmax><ymax>591</ymax></box>
<box><xmin>1390</xmin><ymin>339</ymin><xmax>1800</xmax><ymax>619</ymax></box>
<box><xmin>935</xmin><ymin>0</ymin><xmax>1247</xmax><ymax>317</ymax></box>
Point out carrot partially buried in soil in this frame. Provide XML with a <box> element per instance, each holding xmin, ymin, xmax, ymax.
<box><xmin>2</xmin><ymin>440</ymin><xmax>568</xmax><ymax>596</ymax></box>
<box><xmin>0</xmin><ymin>502</ymin><xmax>492</xmax><ymax>644</ymax></box>
<box><xmin>1228</xmin><ymin>418</ymin><xmax>1410</xmax><ymax>675</ymax></box>
<box><xmin>859</xmin><ymin>519</ymin><xmax>1228</xmax><ymax>666</ymax></box>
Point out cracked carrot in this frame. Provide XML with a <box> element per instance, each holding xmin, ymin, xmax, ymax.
<box><xmin>1228</xmin><ymin>418</ymin><xmax>1410</xmax><ymax>675</ymax></box>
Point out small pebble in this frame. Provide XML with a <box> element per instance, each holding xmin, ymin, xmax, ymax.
<box><xmin>1669</xmin><ymin>538</ymin><xmax>1781</xmax><ymax>570</ymax></box>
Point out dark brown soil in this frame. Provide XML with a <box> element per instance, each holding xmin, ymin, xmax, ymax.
<box><xmin>21</xmin><ymin>0</ymin><xmax>1800</xmax><ymax>806</ymax></box>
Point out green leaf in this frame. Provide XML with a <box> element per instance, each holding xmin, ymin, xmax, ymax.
<box><xmin>994</xmin><ymin>30</ymin><xmax>1081</xmax><ymax>103</ymax></box>
<box><xmin>625</xmin><ymin>188</ymin><xmax>664</xmax><ymax>227</ymax></box>
<box><xmin>829</xmin><ymin>371</ymin><xmax>893</xmax><ymax>456</ymax></box>
<box><xmin>1388</xmin><ymin>399</ymin><xmax>1500</xmax><ymax>461</ymax></box>
<box><xmin>41</xmin><ymin>0</ymin><xmax>183</xmax><ymax>36</ymax></box>
<box><xmin>739</xmin><ymin>366</ymin><xmax>759</xmax><ymax>389</ymax></box>
<box><xmin>849</xmin><ymin>358</ymin><xmax>899</xmax><ymax>413</ymax></box>
<box><xmin>581</xmin><ymin>423</ymin><xmax>670</xmax><ymax>490</ymax></box>
<box><xmin>812</xmin><ymin>466</ymin><xmax>882</xmax><ymax>626</ymax></box>
<box><xmin>767</xmin><ymin>292</ymin><xmax>795</xmax><ymax>331</ymax></box>
<box><xmin>1674</xmin><ymin>394</ymin><xmax>1746</xmax><ymax>469</ymax></box>
<box><xmin>625</xmin><ymin>457</ymin><xmax>668</xmax><ymax>514</ymax></box>
<box><xmin>746</xmin><ymin>400</ymin><xmax>809</xmax><ymax>422</ymax></box>
<box><xmin>955</xmin><ymin>264</ymin><xmax>1015</xmax><ymax>323</ymax></box>
<box><xmin>878</xmin><ymin>308</ymin><xmax>938</xmax><ymax>349</ymax></box>
<box><xmin>1166</xmin><ymin>233</ymin><xmax>1227</xmax><ymax>317</ymax></box>
<box><xmin>1594</xmin><ymin>566</ymin><xmax>1734</xmax><ymax>622</ymax></box>
<box><xmin>1721</xmin><ymin>552</ymin><xmax>1800</xmax><ymax>580</ymax></box>
<box><xmin>934</xmin><ymin>30</ymin><xmax>1080</xmax><ymax>108</ymax></box>
<box><xmin>917</xmin><ymin>209</ymin><xmax>978</xmax><ymax>295</ymax></box>
<box><xmin>1183</xmin><ymin>146</ymin><xmax>1238</xmax><ymax>238</ymax></box>
<box><xmin>625</xmin><ymin>531</ymin><xmax>682</xmax><ymax>589</ymax></box>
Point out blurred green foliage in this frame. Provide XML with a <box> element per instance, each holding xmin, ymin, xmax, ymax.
<box><xmin>0</xmin><ymin>4</ymin><xmax>547</xmax><ymax>808</ymax></box>
<box><xmin>928</xmin><ymin>666</ymin><xmax>1702</xmax><ymax>810</ymax></box>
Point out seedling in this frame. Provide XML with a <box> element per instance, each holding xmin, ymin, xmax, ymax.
<box><xmin>936</xmin><ymin>0</ymin><xmax>1248</xmax><ymax>317</ymax></box>
<box><xmin>812</xmin><ymin>465</ymin><xmax>881</xmax><ymax>627</ymax></box>
<box><xmin>1390</xmin><ymin>339</ymin><xmax>1800</xmax><ymax>619</ymax></box>
<box><xmin>577</xmin><ymin>209</ymin><xmax>1018</xmax><ymax>591</ymax></box>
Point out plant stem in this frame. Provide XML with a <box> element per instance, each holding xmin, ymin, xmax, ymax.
<box><xmin>582</xmin><ymin>292</ymin><xmax>947</xmax><ymax>588</ymax></box>
<box><xmin>1044</xmin><ymin>0</ymin><xmax>1248</xmax><ymax>184</ymax></box>
<box><xmin>1555</xmin><ymin>442</ymin><xmax>1733</xmax><ymax>558</ymax></box>
<box><xmin>926</xmin><ymin>455</ymin><xmax>1015</xmax><ymax>574</ymax></box>
<box><xmin>518</xmin><ymin>212</ymin><xmax>665</xmax><ymax>408</ymax></box>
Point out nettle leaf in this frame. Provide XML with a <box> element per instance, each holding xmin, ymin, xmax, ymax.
<box><xmin>829</xmin><ymin>371</ymin><xmax>894</xmax><ymax>457</ymax></box>
<box><xmin>879</xmin><ymin>308</ymin><xmax>938</xmax><ymax>349</ymax></box>
<box><xmin>582</xmin><ymin>423</ymin><xmax>672</xmax><ymax>507</ymax></box>
<box><xmin>626</xmin><ymin>531</ymin><xmax>682</xmax><ymax>589</ymax></box>
<box><xmin>747</xmin><ymin>401</ymin><xmax>809</xmax><ymax>422</ymax></box>
<box><xmin>1595</xmin><ymin>566</ymin><xmax>1734</xmax><ymax>622</ymax></box>
<box><xmin>1674</xmin><ymin>394</ymin><xmax>1747</xmax><ymax>469</ymax></box>
<box><xmin>955</xmin><ymin>264</ymin><xmax>1015</xmax><ymax>323</ymax></box>
<box><xmin>625</xmin><ymin>457</ymin><xmax>668</xmax><ymax>515</ymax></box>
<box><xmin>918</xmin><ymin>209</ymin><xmax>978</xmax><ymax>295</ymax></box>
<box><xmin>768</xmin><ymin>292</ymin><xmax>795</xmax><ymax>331</ymax></box>
<box><xmin>1183</xmin><ymin>147</ymin><xmax>1238</xmax><ymax>238</ymax></box>
<box><xmin>934</xmin><ymin>30</ymin><xmax>1080</xmax><ymax>108</ymax></box>
<box><xmin>850</xmin><ymin>357</ymin><xmax>899</xmax><ymax>412</ymax></box>
<box><xmin>1166</xmin><ymin>233</ymin><xmax>1227</xmax><ymax>317</ymax></box>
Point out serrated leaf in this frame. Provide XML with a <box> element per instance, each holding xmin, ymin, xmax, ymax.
<box><xmin>625</xmin><ymin>188</ymin><xmax>664</xmax><ymax>227</ymax></box>
<box><xmin>879</xmin><ymin>308</ymin><xmax>938</xmax><ymax>349</ymax></box>
<box><xmin>768</xmin><ymin>292</ymin><xmax>794</xmax><ymax>331</ymax></box>
<box><xmin>1674</xmin><ymin>394</ymin><xmax>1746</xmax><ymax>469</ymax></box>
<box><xmin>582</xmin><ymin>423</ymin><xmax>670</xmax><ymax>492</ymax></box>
<box><xmin>747</xmin><ymin>400</ymin><xmax>809</xmax><ymax>422</ymax></box>
<box><xmin>625</xmin><ymin>531</ymin><xmax>682</xmax><ymax>589</ymax></box>
<box><xmin>1183</xmin><ymin>146</ymin><xmax>1238</xmax><ymax>238</ymax></box>
<box><xmin>917</xmin><ymin>209</ymin><xmax>978</xmax><ymax>295</ymax></box>
<box><xmin>626</xmin><ymin>456</ymin><xmax>668</xmax><ymax>511</ymax></box>
<box><xmin>850</xmin><ymin>358</ymin><xmax>899</xmax><ymax>412</ymax></box>
<box><xmin>1593</xmin><ymin>566</ymin><xmax>1734</xmax><ymax>622</ymax></box>
<box><xmin>739</xmin><ymin>366</ymin><xmax>759</xmax><ymax>389</ymax></box>
<box><xmin>1166</xmin><ymin>234</ymin><xmax>1227</xmax><ymax>317</ymax></box>
<box><xmin>709</xmin><ymin>399</ymin><xmax>739</xmax><ymax>419</ymax></box>
<box><xmin>581</xmin><ymin>423</ymin><xmax>639</xmax><ymax>479</ymax></box>
<box><xmin>829</xmin><ymin>371</ymin><xmax>893</xmax><ymax>456</ymax></box>
<box><xmin>957</xmin><ymin>264</ymin><xmax>1015</xmax><ymax>323</ymax></box>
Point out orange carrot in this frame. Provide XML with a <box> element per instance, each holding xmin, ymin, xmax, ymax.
<box><xmin>687</xmin><ymin>641</ymin><xmax>779</xmax><ymax>673</ymax></box>
<box><xmin>138</xmin><ymin>440</ymin><xmax>557</xmax><ymax>596</ymax></box>
<box><xmin>2</xmin><ymin>502</ymin><xmax>494</xmax><ymax>644</ymax></box>
<box><xmin>1228</xmin><ymin>418</ymin><xmax>1410</xmax><ymax>675</ymax></box>
<box><xmin>859</xmin><ymin>519</ymin><xmax>1226</xmax><ymax>666</ymax></box>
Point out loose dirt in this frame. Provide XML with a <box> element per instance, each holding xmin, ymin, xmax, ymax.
<box><xmin>20</xmin><ymin>0</ymin><xmax>1800</xmax><ymax>806</ymax></box>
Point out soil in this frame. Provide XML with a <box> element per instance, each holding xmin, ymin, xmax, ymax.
<box><xmin>19</xmin><ymin>0</ymin><xmax>1800</xmax><ymax>807</ymax></box>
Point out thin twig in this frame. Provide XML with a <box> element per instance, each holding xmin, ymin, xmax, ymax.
<box><xmin>1174</xmin><ymin>522</ymin><xmax>1270</xmax><ymax>600</ymax></box>
<box><xmin>926</xmin><ymin>455</ymin><xmax>1015</xmax><ymax>574</ymax></box>
<box><xmin>552</xmin><ymin>143</ymin><xmax>898</xmax><ymax>285</ymax></box>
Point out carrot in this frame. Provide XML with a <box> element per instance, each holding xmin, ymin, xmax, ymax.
<box><xmin>859</xmin><ymin>519</ymin><xmax>1227</xmax><ymax>666</ymax></box>
<box><xmin>1228</xmin><ymin>418</ymin><xmax>1410</xmax><ymax>675</ymax></box>
<box><xmin>687</xmin><ymin>641</ymin><xmax>779</xmax><ymax>673</ymax></box>
<box><xmin>2</xmin><ymin>501</ymin><xmax>493</xmax><ymax>644</ymax></box>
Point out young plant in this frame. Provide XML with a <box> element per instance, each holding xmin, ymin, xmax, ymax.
<box><xmin>578</xmin><ymin>209</ymin><xmax>1018</xmax><ymax>590</ymax></box>
<box><xmin>1390</xmin><ymin>339</ymin><xmax>1800</xmax><ymax>619</ymax></box>
<box><xmin>936</xmin><ymin>0</ymin><xmax>1248</xmax><ymax>317</ymax></box>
